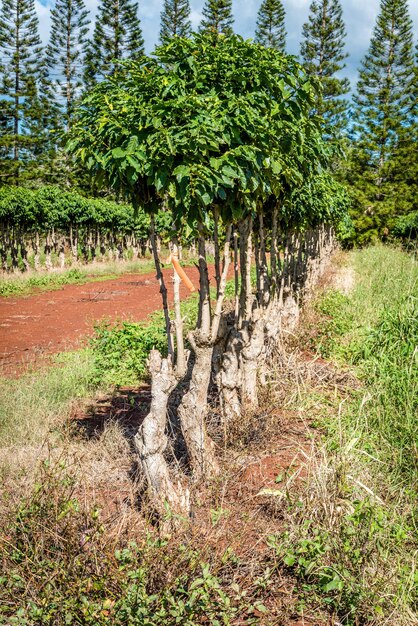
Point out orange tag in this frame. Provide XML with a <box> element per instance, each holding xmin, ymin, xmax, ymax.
<box><xmin>171</xmin><ymin>255</ymin><xmax>196</xmax><ymax>293</ymax></box>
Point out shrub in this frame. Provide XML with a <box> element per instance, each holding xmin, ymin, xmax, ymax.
<box><xmin>91</xmin><ymin>295</ymin><xmax>199</xmax><ymax>387</ymax></box>
<box><xmin>269</xmin><ymin>496</ymin><xmax>417</xmax><ymax>624</ymax></box>
<box><xmin>91</xmin><ymin>317</ymin><xmax>168</xmax><ymax>386</ymax></box>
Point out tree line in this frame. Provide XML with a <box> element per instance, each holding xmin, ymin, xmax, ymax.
<box><xmin>0</xmin><ymin>186</ymin><xmax>175</xmax><ymax>271</ymax></box>
<box><xmin>0</xmin><ymin>0</ymin><xmax>417</xmax><ymax>244</ymax></box>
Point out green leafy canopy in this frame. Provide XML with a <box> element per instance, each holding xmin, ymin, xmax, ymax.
<box><xmin>68</xmin><ymin>34</ymin><xmax>345</xmax><ymax>233</ymax></box>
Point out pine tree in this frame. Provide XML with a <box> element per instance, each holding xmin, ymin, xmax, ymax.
<box><xmin>0</xmin><ymin>49</ymin><xmax>10</xmax><ymax>176</ymax></box>
<box><xmin>255</xmin><ymin>0</ymin><xmax>286</xmax><ymax>51</ymax></box>
<box><xmin>0</xmin><ymin>0</ymin><xmax>47</xmax><ymax>182</ymax></box>
<box><xmin>27</xmin><ymin>62</ymin><xmax>62</xmax><ymax>183</ymax></box>
<box><xmin>84</xmin><ymin>0</ymin><xmax>144</xmax><ymax>87</ymax></box>
<box><xmin>160</xmin><ymin>0</ymin><xmax>192</xmax><ymax>43</ymax></box>
<box><xmin>349</xmin><ymin>0</ymin><xmax>416</xmax><ymax>243</ymax></box>
<box><xmin>200</xmin><ymin>0</ymin><xmax>234</xmax><ymax>35</ymax></box>
<box><xmin>46</xmin><ymin>0</ymin><xmax>90</xmax><ymax>130</ymax></box>
<box><xmin>393</xmin><ymin>40</ymin><xmax>418</xmax><ymax>220</ymax></box>
<box><xmin>300</xmin><ymin>0</ymin><xmax>349</xmax><ymax>132</ymax></box>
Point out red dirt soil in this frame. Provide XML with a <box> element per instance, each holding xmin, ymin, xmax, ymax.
<box><xmin>0</xmin><ymin>265</ymin><xmax>213</xmax><ymax>375</ymax></box>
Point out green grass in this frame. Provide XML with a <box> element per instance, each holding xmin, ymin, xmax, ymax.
<box><xmin>340</xmin><ymin>245</ymin><xmax>416</xmax><ymax>335</ymax></box>
<box><xmin>0</xmin><ymin>257</ymin><xmax>158</xmax><ymax>297</ymax></box>
<box><xmin>276</xmin><ymin>245</ymin><xmax>418</xmax><ymax>625</ymax></box>
<box><xmin>316</xmin><ymin>245</ymin><xmax>418</xmax><ymax>489</ymax></box>
<box><xmin>0</xmin><ymin>350</ymin><xmax>98</xmax><ymax>449</ymax></box>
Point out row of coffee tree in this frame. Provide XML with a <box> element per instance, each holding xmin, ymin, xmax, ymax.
<box><xmin>69</xmin><ymin>34</ymin><xmax>349</xmax><ymax>517</ymax></box>
<box><xmin>0</xmin><ymin>186</ymin><xmax>173</xmax><ymax>272</ymax></box>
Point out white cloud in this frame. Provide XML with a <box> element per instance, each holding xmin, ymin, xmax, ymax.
<box><xmin>190</xmin><ymin>9</ymin><xmax>203</xmax><ymax>30</ymax></box>
<box><xmin>35</xmin><ymin>0</ymin><xmax>52</xmax><ymax>43</ymax></box>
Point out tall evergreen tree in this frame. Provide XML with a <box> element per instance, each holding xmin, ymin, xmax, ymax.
<box><xmin>84</xmin><ymin>0</ymin><xmax>144</xmax><ymax>87</ymax></box>
<box><xmin>349</xmin><ymin>0</ymin><xmax>416</xmax><ymax>243</ymax></box>
<box><xmin>255</xmin><ymin>0</ymin><xmax>286</xmax><ymax>51</ymax></box>
<box><xmin>0</xmin><ymin>38</ymin><xmax>8</xmax><ymax>176</ymax></box>
<box><xmin>200</xmin><ymin>0</ymin><xmax>234</xmax><ymax>35</ymax></box>
<box><xmin>300</xmin><ymin>0</ymin><xmax>349</xmax><ymax>132</ymax></box>
<box><xmin>160</xmin><ymin>0</ymin><xmax>191</xmax><ymax>43</ymax></box>
<box><xmin>47</xmin><ymin>0</ymin><xmax>90</xmax><ymax>130</ymax></box>
<box><xmin>27</xmin><ymin>62</ymin><xmax>62</xmax><ymax>183</ymax></box>
<box><xmin>0</xmin><ymin>0</ymin><xmax>49</xmax><ymax>182</ymax></box>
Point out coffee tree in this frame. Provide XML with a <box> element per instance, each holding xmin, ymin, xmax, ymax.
<box><xmin>68</xmin><ymin>34</ymin><xmax>347</xmax><ymax>515</ymax></box>
<box><xmin>0</xmin><ymin>186</ymin><xmax>171</xmax><ymax>271</ymax></box>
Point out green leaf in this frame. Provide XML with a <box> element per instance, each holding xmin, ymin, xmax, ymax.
<box><xmin>112</xmin><ymin>147</ymin><xmax>126</xmax><ymax>159</ymax></box>
<box><xmin>173</xmin><ymin>165</ymin><xmax>190</xmax><ymax>181</ymax></box>
<box><xmin>155</xmin><ymin>171</ymin><xmax>168</xmax><ymax>192</ymax></box>
<box><xmin>323</xmin><ymin>577</ymin><xmax>343</xmax><ymax>592</ymax></box>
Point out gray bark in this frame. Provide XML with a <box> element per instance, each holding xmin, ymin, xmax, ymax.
<box><xmin>178</xmin><ymin>333</ymin><xmax>220</xmax><ymax>479</ymax></box>
<box><xmin>134</xmin><ymin>350</ymin><xmax>189</xmax><ymax>516</ymax></box>
<box><xmin>171</xmin><ymin>241</ymin><xmax>186</xmax><ymax>378</ymax></box>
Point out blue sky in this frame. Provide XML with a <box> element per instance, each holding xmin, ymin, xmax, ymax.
<box><xmin>36</xmin><ymin>0</ymin><xmax>418</xmax><ymax>89</ymax></box>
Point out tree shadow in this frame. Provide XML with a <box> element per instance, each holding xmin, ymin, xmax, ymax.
<box><xmin>75</xmin><ymin>385</ymin><xmax>152</xmax><ymax>442</ymax></box>
<box><xmin>72</xmin><ymin>346</ymin><xmax>215</xmax><ymax>513</ymax></box>
<box><xmin>73</xmin><ymin>373</ymin><xmax>193</xmax><ymax>510</ymax></box>
<box><xmin>74</xmin><ymin>385</ymin><xmax>152</xmax><ymax>511</ymax></box>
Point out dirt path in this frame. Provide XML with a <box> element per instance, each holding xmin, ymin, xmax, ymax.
<box><xmin>0</xmin><ymin>265</ymin><xmax>212</xmax><ymax>374</ymax></box>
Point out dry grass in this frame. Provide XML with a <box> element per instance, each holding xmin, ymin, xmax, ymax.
<box><xmin>260</xmin><ymin>248</ymin><xmax>418</xmax><ymax>626</ymax></box>
<box><xmin>0</xmin><ymin>340</ymin><xmax>330</xmax><ymax>624</ymax></box>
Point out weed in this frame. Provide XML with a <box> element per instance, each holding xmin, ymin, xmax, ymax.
<box><xmin>350</xmin><ymin>293</ymin><xmax>418</xmax><ymax>482</ymax></box>
<box><xmin>91</xmin><ymin>294</ymin><xmax>199</xmax><ymax>387</ymax></box>
<box><xmin>0</xmin><ymin>350</ymin><xmax>97</xmax><ymax>449</ymax></box>
<box><xmin>269</xmin><ymin>495</ymin><xmax>417</xmax><ymax>624</ymax></box>
<box><xmin>92</xmin><ymin>318</ymin><xmax>168</xmax><ymax>386</ymax></box>
<box><xmin>0</xmin><ymin>461</ymin><xmax>264</xmax><ymax>625</ymax></box>
<box><xmin>312</xmin><ymin>289</ymin><xmax>353</xmax><ymax>359</ymax></box>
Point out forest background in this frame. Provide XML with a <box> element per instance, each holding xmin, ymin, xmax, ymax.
<box><xmin>0</xmin><ymin>0</ymin><xmax>417</xmax><ymax>246</ymax></box>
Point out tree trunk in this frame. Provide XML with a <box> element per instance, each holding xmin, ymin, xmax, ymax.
<box><xmin>0</xmin><ymin>228</ymin><xmax>8</xmax><ymax>272</ymax></box>
<box><xmin>132</xmin><ymin>234</ymin><xmax>139</xmax><ymax>260</ymax></box>
<box><xmin>59</xmin><ymin>236</ymin><xmax>66</xmax><ymax>269</ymax></box>
<box><xmin>240</xmin><ymin>309</ymin><xmax>265</xmax><ymax>408</ymax></box>
<box><xmin>150</xmin><ymin>216</ymin><xmax>174</xmax><ymax>359</ymax></box>
<box><xmin>171</xmin><ymin>241</ymin><xmax>186</xmax><ymax>378</ymax></box>
<box><xmin>33</xmin><ymin>231</ymin><xmax>41</xmax><ymax>271</ymax></box>
<box><xmin>70</xmin><ymin>225</ymin><xmax>78</xmax><ymax>265</ymax></box>
<box><xmin>177</xmin><ymin>224</ymin><xmax>219</xmax><ymax>479</ymax></box>
<box><xmin>220</xmin><ymin>328</ymin><xmax>243</xmax><ymax>422</ymax></box>
<box><xmin>45</xmin><ymin>231</ymin><xmax>53</xmax><ymax>271</ymax></box>
<box><xmin>233</xmin><ymin>228</ymin><xmax>239</xmax><ymax>319</ymax></box>
<box><xmin>213</xmin><ymin>207</ymin><xmax>221</xmax><ymax>298</ymax></box>
<box><xmin>20</xmin><ymin>235</ymin><xmax>30</xmax><ymax>272</ymax></box>
<box><xmin>89</xmin><ymin>230</ymin><xmax>96</xmax><ymax>264</ymax></box>
<box><xmin>134</xmin><ymin>350</ymin><xmax>189</xmax><ymax>517</ymax></box>
<box><xmin>178</xmin><ymin>333</ymin><xmax>220</xmax><ymax>479</ymax></box>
